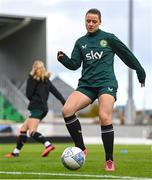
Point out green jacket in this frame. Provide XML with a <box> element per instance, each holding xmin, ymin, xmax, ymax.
<box><xmin>58</xmin><ymin>29</ymin><xmax>146</xmax><ymax>88</ymax></box>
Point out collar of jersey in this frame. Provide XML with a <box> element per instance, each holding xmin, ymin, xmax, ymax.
<box><xmin>86</xmin><ymin>29</ymin><xmax>101</xmax><ymax>37</ymax></box>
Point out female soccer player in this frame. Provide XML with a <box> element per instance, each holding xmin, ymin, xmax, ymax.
<box><xmin>57</xmin><ymin>8</ymin><xmax>146</xmax><ymax>171</ymax></box>
<box><xmin>5</xmin><ymin>60</ymin><xmax>65</xmax><ymax>158</ymax></box>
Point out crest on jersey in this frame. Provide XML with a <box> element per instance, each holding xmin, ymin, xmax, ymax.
<box><xmin>100</xmin><ymin>40</ymin><xmax>108</xmax><ymax>47</ymax></box>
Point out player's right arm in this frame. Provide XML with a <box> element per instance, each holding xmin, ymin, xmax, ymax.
<box><xmin>57</xmin><ymin>40</ymin><xmax>82</xmax><ymax>70</ymax></box>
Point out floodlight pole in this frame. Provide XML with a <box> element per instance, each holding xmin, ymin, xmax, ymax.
<box><xmin>125</xmin><ymin>0</ymin><xmax>136</xmax><ymax>124</ymax></box>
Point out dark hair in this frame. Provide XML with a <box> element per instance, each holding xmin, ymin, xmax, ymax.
<box><xmin>86</xmin><ymin>8</ymin><xmax>101</xmax><ymax>22</ymax></box>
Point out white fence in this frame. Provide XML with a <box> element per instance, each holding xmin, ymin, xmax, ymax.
<box><xmin>0</xmin><ymin>75</ymin><xmax>28</xmax><ymax>118</ymax></box>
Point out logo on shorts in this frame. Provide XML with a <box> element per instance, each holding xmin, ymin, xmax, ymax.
<box><xmin>100</xmin><ymin>39</ymin><xmax>108</xmax><ymax>47</ymax></box>
<box><xmin>82</xmin><ymin>44</ymin><xmax>87</xmax><ymax>49</ymax></box>
<box><xmin>108</xmin><ymin>87</ymin><xmax>113</xmax><ymax>92</ymax></box>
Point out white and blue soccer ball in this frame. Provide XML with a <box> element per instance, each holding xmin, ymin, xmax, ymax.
<box><xmin>61</xmin><ymin>147</ymin><xmax>85</xmax><ymax>170</ymax></box>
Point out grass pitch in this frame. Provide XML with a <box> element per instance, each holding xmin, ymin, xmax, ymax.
<box><xmin>0</xmin><ymin>143</ymin><xmax>152</xmax><ymax>179</ymax></box>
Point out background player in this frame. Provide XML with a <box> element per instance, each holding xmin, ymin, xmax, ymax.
<box><xmin>5</xmin><ymin>60</ymin><xmax>65</xmax><ymax>157</ymax></box>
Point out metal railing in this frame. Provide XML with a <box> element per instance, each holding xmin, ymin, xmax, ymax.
<box><xmin>0</xmin><ymin>75</ymin><xmax>28</xmax><ymax>118</ymax></box>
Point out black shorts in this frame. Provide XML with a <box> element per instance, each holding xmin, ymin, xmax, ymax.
<box><xmin>76</xmin><ymin>86</ymin><xmax>117</xmax><ymax>103</ymax></box>
<box><xmin>29</xmin><ymin>110</ymin><xmax>47</xmax><ymax>120</ymax></box>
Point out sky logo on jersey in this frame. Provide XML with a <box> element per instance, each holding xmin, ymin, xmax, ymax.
<box><xmin>100</xmin><ymin>39</ymin><xmax>108</xmax><ymax>47</ymax></box>
<box><xmin>86</xmin><ymin>50</ymin><xmax>103</xmax><ymax>60</ymax></box>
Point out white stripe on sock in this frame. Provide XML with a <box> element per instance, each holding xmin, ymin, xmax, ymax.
<box><xmin>65</xmin><ymin>118</ymin><xmax>78</xmax><ymax>125</ymax></box>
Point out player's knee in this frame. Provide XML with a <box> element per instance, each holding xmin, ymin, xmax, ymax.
<box><xmin>99</xmin><ymin>111</ymin><xmax>111</xmax><ymax>125</ymax></box>
<box><xmin>62</xmin><ymin>105</ymin><xmax>75</xmax><ymax>117</ymax></box>
<box><xmin>20</xmin><ymin>125</ymin><xmax>28</xmax><ymax>132</ymax></box>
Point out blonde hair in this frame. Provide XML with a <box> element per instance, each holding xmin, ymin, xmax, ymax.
<box><xmin>30</xmin><ymin>60</ymin><xmax>50</xmax><ymax>81</ymax></box>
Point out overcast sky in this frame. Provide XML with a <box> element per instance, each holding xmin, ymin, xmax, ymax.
<box><xmin>0</xmin><ymin>0</ymin><xmax>151</xmax><ymax>110</ymax></box>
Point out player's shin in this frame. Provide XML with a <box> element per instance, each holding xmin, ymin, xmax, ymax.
<box><xmin>101</xmin><ymin>124</ymin><xmax>114</xmax><ymax>161</ymax></box>
<box><xmin>16</xmin><ymin>131</ymin><xmax>27</xmax><ymax>151</ymax></box>
<box><xmin>64</xmin><ymin>114</ymin><xmax>86</xmax><ymax>151</ymax></box>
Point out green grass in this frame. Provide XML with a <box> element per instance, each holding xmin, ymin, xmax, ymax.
<box><xmin>0</xmin><ymin>143</ymin><xmax>152</xmax><ymax>179</ymax></box>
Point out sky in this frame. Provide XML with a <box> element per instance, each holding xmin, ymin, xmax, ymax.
<box><xmin>0</xmin><ymin>0</ymin><xmax>151</xmax><ymax>110</ymax></box>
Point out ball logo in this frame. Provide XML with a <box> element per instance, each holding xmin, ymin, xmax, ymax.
<box><xmin>61</xmin><ymin>147</ymin><xmax>85</xmax><ymax>170</ymax></box>
<box><xmin>100</xmin><ymin>39</ymin><xmax>108</xmax><ymax>47</ymax></box>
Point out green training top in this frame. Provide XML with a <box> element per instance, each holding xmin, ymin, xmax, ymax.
<box><xmin>58</xmin><ymin>29</ymin><xmax>146</xmax><ymax>88</ymax></box>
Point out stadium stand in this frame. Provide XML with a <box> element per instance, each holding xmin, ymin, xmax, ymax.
<box><xmin>0</xmin><ymin>93</ymin><xmax>24</xmax><ymax>122</ymax></box>
<box><xmin>0</xmin><ymin>14</ymin><xmax>47</xmax><ymax>121</ymax></box>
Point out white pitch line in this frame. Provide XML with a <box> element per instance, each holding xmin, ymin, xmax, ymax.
<box><xmin>0</xmin><ymin>171</ymin><xmax>151</xmax><ymax>180</ymax></box>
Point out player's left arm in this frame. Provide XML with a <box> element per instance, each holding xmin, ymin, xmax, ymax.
<box><xmin>49</xmin><ymin>80</ymin><xmax>66</xmax><ymax>105</ymax></box>
<box><xmin>108</xmin><ymin>34</ymin><xmax>146</xmax><ymax>86</ymax></box>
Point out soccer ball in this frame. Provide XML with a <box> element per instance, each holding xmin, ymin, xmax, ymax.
<box><xmin>61</xmin><ymin>147</ymin><xmax>85</xmax><ymax>170</ymax></box>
